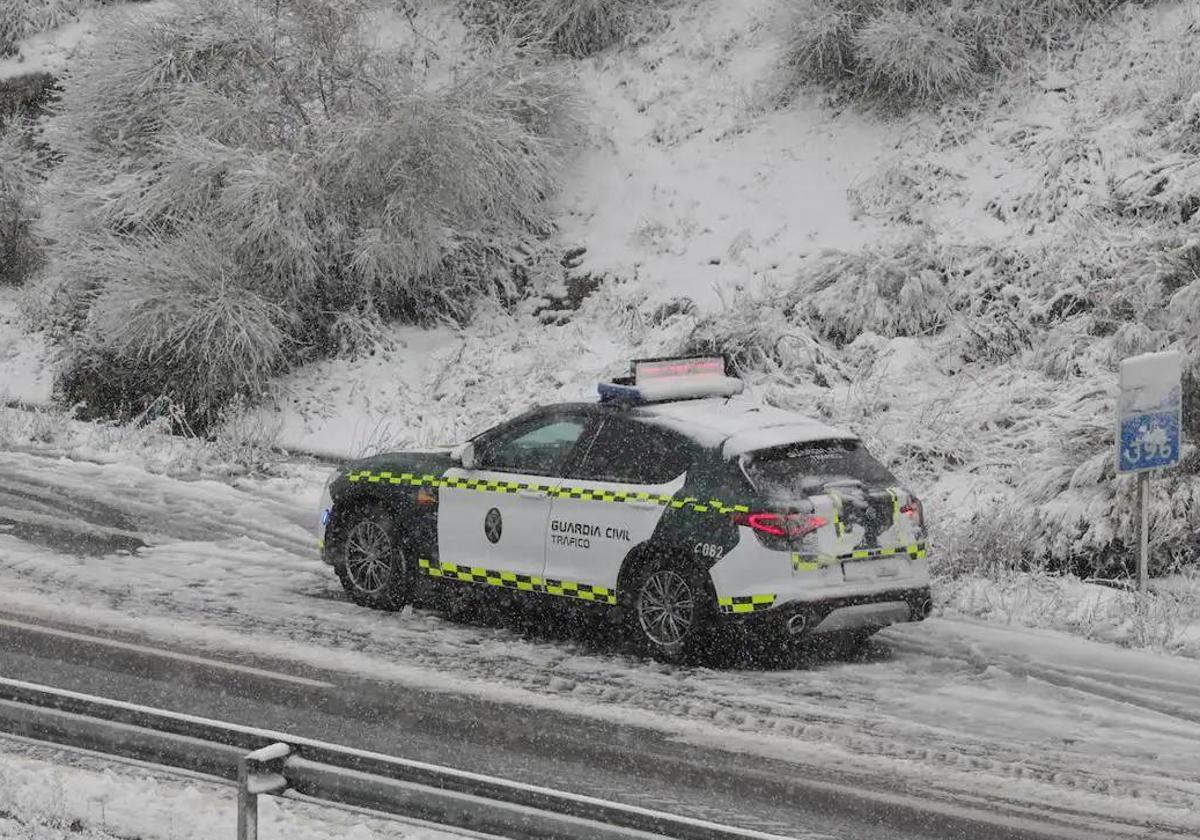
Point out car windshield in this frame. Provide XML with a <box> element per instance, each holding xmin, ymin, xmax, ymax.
<box><xmin>743</xmin><ymin>440</ymin><xmax>896</xmax><ymax>496</ymax></box>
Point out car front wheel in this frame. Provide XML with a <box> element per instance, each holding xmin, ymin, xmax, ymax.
<box><xmin>335</xmin><ymin>505</ymin><xmax>411</xmax><ymax>611</ymax></box>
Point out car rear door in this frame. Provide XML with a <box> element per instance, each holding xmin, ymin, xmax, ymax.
<box><xmin>541</xmin><ymin>419</ymin><xmax>691</xmax><ymax>602</ymax></box>
<box><xmin>437</xmin><ymin>413</ymin><xmax>595</xmax><ymax>588</ymax></box>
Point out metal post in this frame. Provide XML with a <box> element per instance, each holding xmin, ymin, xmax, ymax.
<box><xmin>237</xmin><ymin>742</ymin><xmax>291</xmax><ymax>840</ymax></box>
<box><xmin>1138</xmin><ymin>471</ymin><xmax>1149</xmax><ymax>593</ymax></box>
<box><xmin>237</xmin><ymin>757</ymin><xmax>258</xmax><ymax>840</ymax></box>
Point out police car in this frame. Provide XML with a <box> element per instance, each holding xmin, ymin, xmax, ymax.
<box><xmin>317</xmin><ymin>357</ymin><xmax>932</xmax><ymax>661</ymax></box>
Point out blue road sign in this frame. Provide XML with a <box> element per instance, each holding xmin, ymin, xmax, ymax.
<box><xmin>1117</xmin><ymin>351</ymin><xmax>1182</xmax><ymax>475</ymax></box>
<box><xmin>1119</xmin><ymin>411</ymin><xmax>1180</xmax><ymax>473</ymax></box>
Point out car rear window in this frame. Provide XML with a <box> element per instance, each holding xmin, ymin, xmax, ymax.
<box><xmin>743</xmin><ymin>440</ymin><xmax>896</xmax><ymax>496</ymax></box>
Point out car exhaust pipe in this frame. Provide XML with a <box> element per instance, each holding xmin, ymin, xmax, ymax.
<box><xmin>786</xmin><ymin>613</ymin><xmax>808</xmax><ymax>636</ymax></box>
<box><xmin>916</xmin><ymin>598</ymin><xmax>933</xmax><ymax>621</ymax></box>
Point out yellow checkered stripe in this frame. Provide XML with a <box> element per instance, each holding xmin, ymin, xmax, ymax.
<box><xmin>828</xmin><ymin>490</ymin><xmax>846</xmax><ymax>538</ymax></box>
<box><xmin>792</xmin><ymin>542</ymin><xmax>928</xmax><ymax>572</ymax></box>
<box><xmin>346</xmin><ymin>470</ymin><xmax>751</xmax><ymax>516</ymax></box>
<box><xmin>417</xmin><ymin>559</ymin><xmax>616</xmax><ymax>605</ymax></box>
<box><xmin>348</xmin><ymin>471</ymin><xmax>537</xmax><ymax>494</ymax></box>
<box><xmin>717</xmin><ymin>593</ymin><xmax>776</xmax><ymax>614</ymax></box>
<box><xmin>543</xmin><ymin>579</ymin><xmax>616</xmax><ymax>603</ymax></box>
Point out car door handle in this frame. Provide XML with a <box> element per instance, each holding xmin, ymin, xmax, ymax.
<box><xmin>628</xmin><ymin>499</ymin><xmax>661</xmax><ymax>509</ymax></box>
<box><xmin>518</xmin><ymin>488</ymin><xmax>548</xmax><ymax>499</ymax></box>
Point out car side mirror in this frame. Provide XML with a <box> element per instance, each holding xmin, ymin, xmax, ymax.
<box><xmin>453</xmin><ymin>442</ymin><xmax>477</xmax><ymax>470</ymax></box>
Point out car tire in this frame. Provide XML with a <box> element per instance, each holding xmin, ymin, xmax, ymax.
<box><xmin>624</xmin><ymin>558</ymin><xmax>716</xmax><ymax>664</ymax></box>
<box><xmin>334</xmin><ymin>504</ymin><xmax>412</xmax><ymax>611</ymax></box>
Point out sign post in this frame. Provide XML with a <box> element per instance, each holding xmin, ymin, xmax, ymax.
<box><xmin>1116</xmin><ymin>351</ymin><xmax>1183</xmax><ymax>592</ymax></box>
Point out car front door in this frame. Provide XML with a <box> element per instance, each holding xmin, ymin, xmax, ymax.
<box><xmin>436</xmin><ymin>413</ymin><xmax>594</xmax><ymax>588</ymax></box>
<box><xmin>542</xmin><ymin>419</ymin><xmax>692</xmax><ymax>603</ymax></box>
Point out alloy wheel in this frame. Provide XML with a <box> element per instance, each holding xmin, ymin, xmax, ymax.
<box><xmin>344</xmin><ymin>519</ymin><xmax>395</xmax><ymax>595</ymax></box>
<box><xmin>637</xmin><ymin>569</ymin><xmax>696</xmax><ymax>648</ymax></box>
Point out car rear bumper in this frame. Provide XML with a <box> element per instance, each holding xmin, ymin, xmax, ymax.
<box><xmin>721</xmin><ymin>586</ymin><xmax>933</xmax><ymax>639</ymax></box>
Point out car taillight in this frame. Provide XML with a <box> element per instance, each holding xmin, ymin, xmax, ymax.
<box><xmin>901</xmin><ymin>498</ymin><xmax>924</xmax><ymax>528</ymax></box>
<box><xmin>736</xmin><ymin>512</ymin><xmax>787</xmax><ymax>536</ymax></box>
<box><xmin>733</xmin><ymin>512</ymin><xmax>827</xmax><ymax>543</ymax></box>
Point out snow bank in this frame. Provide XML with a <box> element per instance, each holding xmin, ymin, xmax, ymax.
<box><xmin>0</xmin><ymin>289</ymin><xmax>52</xmax><ymax>406</ymax></box>
<box><xmin>941</xmin><ymin>571</ymin><xmax>1200</xmax><ymax>657</ymax></box>
<box><xmin>273</xmin><ymin>325</ymin><xmax>459</xmax><ymax>457</ymax></box>
<box><xmin>0</xmin><ymin>735</ymin><xmax>461</xmax><ymax>840</ymax></box>
<box><xmin>271</xmin><ymin>295</ymin><xmax>643</xmax><ymax>458</ymax></box>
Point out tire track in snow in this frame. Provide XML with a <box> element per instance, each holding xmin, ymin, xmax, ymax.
<box><xmin>0</xmin><ymin>452</ymin><xmax>315</xmax><ymax>557</ymax></box>
<box><xmin>885</xmin><ymin>625</ymin><xmax>1200</xmax><ymax>729</ymax></box>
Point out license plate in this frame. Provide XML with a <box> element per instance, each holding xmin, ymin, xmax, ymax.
<box><xmin>843</xmin><ymin>557</ymin><xmax>904</xmax><ymax>581</ymax></box>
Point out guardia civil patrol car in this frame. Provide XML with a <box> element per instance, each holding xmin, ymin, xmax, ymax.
<box><xmin>317</xmin><ymin>357</ymin><xmax>932</xmax><ymax>660</ymax></box>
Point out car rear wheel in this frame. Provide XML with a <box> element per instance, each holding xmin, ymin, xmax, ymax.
<box><xmin>626</xmin><ymin>561</ymin><xmax>715</xmax><ymax>663</ymax></box>
<box><xmin>335</xmin><ymin>506</ymin><xmax>411</xmax><ymax>611</ymax></box>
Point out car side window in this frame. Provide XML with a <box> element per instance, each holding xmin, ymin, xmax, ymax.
<box><xmin>571</xmin><ymin>420</ymin><xmax>692</xmax><ymax>485</ymax></box>
<box><xmin>477</xmin><ymin>417</ymin><xmax>590</xmax><ymax>476</ymax></box>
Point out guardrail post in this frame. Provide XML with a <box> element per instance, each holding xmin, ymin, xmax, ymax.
<box><xmin>236</xmin><ymin>761</ymin><xmax>257</xmax><ymax>840</ymax></box>
<box><xmin>237</xmin><ymin>742</ymin><xmax>292</xmax><ymax>840</ymax></box>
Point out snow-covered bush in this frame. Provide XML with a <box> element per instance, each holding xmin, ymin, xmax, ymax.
<box><xmin>0</xmin><ymin>131</ymin><xmax>40</xmax><ymax>285</ymax></box>
<box><xmin>0</xmin><ymin>403</ymin><xmax>71</xmax><ymax>448</ymax></box>
<box><xmin>785</xmin><ymin>0</ymin><xmax>863</xmax><ymax>85</ymax></box>
<box><xmin>786</xmin><ymin>0</ymin><xmax>1150</xmax><ymax>106</ymax></box>
<box><xmin>792</xmin><ymin>237</ymin><xmax>953</xmax><ymax>346</ymax></box>
<box><xmin>854</xmin><ymin>7</ymin><xmax>976</xmax><ymax>103</ymax></box>
<box><xmin>683</xmin><ymin>287</ymin><xmax>847</xmax><ymax>388</ymax></box>
<box><xmin>209</xmin><ymin>397</ymin><xmax>284</xmax><ymax>475</ymax></box>
<box><xmin>0</xmin><ymin>72</ymin><xmax>59</xmax><ymax>127</ymax></box>
<box><xmin>848</xmin><ymin>159</ymin><xmax>968</xmax><ymax>225</ymax></box>
<box><xmin>933</xmin><ymin>501</ymin><xmax>1040</xmax><ymax>579</ymax></box>
<box><xmin>948</xmin><ymin>0</ymin><xmax>1119</xmax><ymax>74</ymax></box>
<box><xmin>0</xmin><ymin>0</ymin><xmax>84</xmax><ymax>58</ymax></box>
<box><xmin>529</xmin><ymin>0</ymin><xmax>647</xmax><ymax>56</ymax></box>
<box><xmin>34</xmin><ymin>0</ymin><xmax>573</xmax><ymax>428</ymax></box>
<box><xmin>462</xmin><ymin>0</ymin><xmax>655</xmax><ymax>57</ymax></box>
<box><xmin>79</xmin><ymin>230</ymin><xmax>294</xmax><ymax>422</ymax></box>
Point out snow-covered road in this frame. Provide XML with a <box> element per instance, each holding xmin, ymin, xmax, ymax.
<box><xmin>0</xmin><ymin>448</ymin><xmax>1197</xmax><ymax>837</ymax></box>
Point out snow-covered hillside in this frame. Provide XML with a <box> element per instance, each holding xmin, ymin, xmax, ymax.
<box><xmin>270</xmin><ymin>0</ymin><xmax>1200</xmax><ymax>582</ymax></box>
<box><xmin>552</xmin><ymin>0</ymin><xmax>894</xmax><ymax>307</ymax></box>
<box><xmin>2</xmin><ymin>2</ymin><xmax>1197</xmax><ymax>586</ymax></box>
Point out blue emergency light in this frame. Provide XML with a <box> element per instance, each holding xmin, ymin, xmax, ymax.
<box><xmin>598</xmin><ymin>382</ymin><xmax>647</xmax><ymax>405</ymax></box>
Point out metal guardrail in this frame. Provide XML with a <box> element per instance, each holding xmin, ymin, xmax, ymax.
<box><xmin>0</xmin><ymin>677</ymin><xmax>796</xmax><ymax>840</ymax></box>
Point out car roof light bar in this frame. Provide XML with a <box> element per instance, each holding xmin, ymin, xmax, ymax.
<box><xmin>635</xmin><ymin>356</ymin><xmax>726</xmax><ymax>381</ymax></box>
<box><xmin>598</xmin><ymin>355</ymin><xmax>744</xmax><ymax>404</ymax></box>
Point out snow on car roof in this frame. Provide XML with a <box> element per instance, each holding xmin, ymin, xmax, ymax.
<box><xmin>633</xmin><ymin>397</ymin><xmax>857</xmax><ymax>458</ymax></box>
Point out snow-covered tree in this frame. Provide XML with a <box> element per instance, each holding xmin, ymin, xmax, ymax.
<box><xmin>34</xmin><ymin>0</ymin><xmax>572</xmax><ymax>426</ymax></box>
